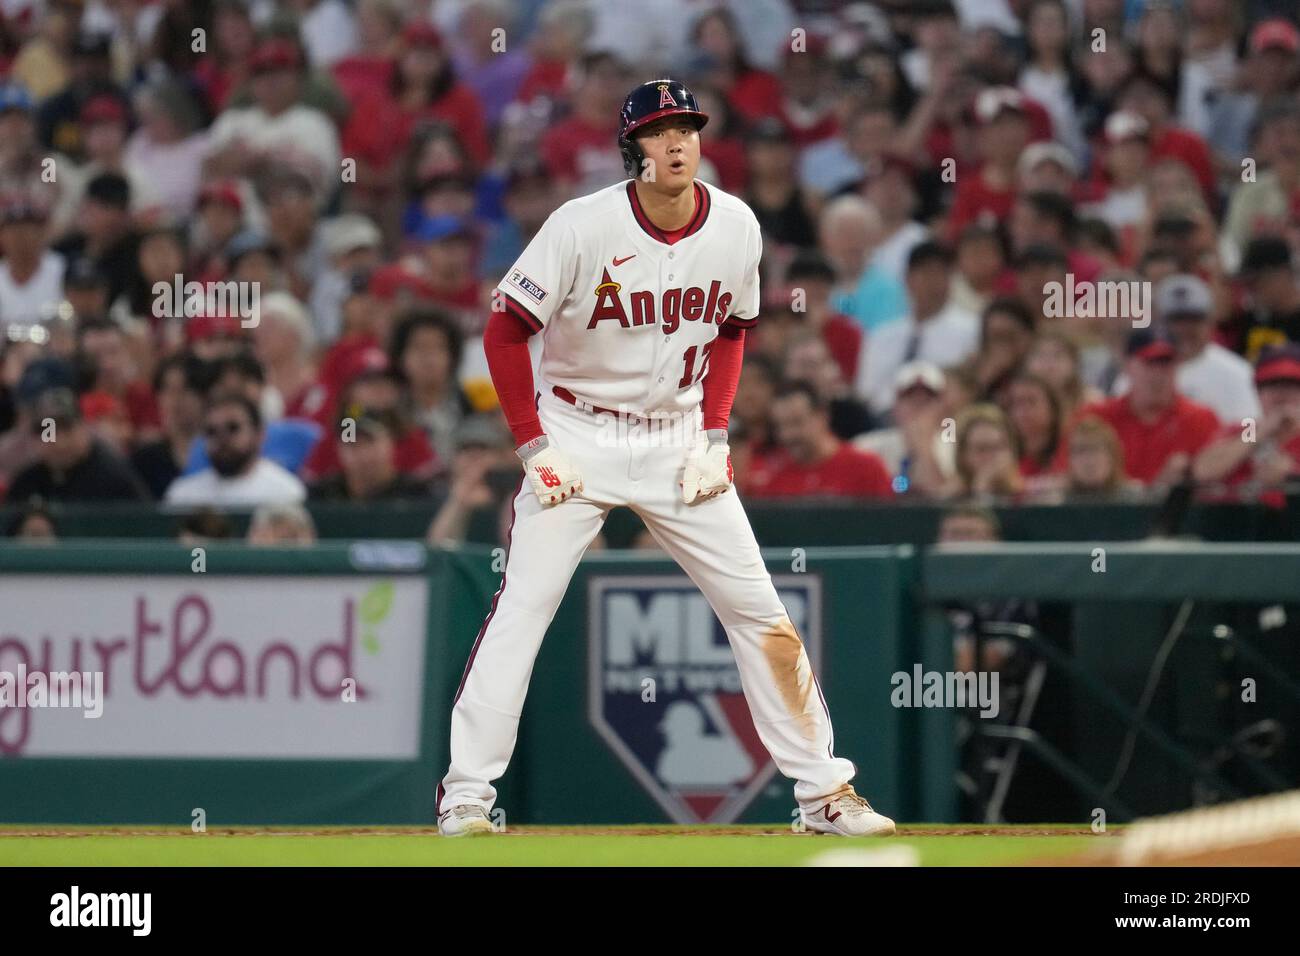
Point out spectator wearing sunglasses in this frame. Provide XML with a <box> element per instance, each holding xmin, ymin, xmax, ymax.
<box><xmin>164</xmin><ymin>391</ymin><xmax>306</xmax><ymax>507</ymax></box>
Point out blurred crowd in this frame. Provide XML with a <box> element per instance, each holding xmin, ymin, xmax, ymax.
<box><xmin>3</xmin><ymin>0</ymin><xmax>1300</xmax><ymax>545</ymax></box>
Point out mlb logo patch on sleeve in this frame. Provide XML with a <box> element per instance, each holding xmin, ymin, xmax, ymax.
<box><xmin>508</xmin><ymin>269</ymin><xmax>548</xmax><ymax>305</ymax></box>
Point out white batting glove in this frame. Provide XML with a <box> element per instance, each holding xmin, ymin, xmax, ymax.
<box><xmin>681</xmin><ymin>430</ymin><xmax>734</xmax><ymax>504</ymax></box>
<box><xmin>518</xmin><ymin>435</ymin><xmax>583</xmax><ymax>506</ymax></box>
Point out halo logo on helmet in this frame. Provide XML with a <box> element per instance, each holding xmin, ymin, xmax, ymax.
<box><xmin>618</xmin><ymin>79</ymin><xmax>710</xmax><ymax>179</ymax></box>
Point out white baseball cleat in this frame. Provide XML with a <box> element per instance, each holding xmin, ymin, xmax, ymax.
<box><xmin>438</xmin><ymin>804</ymin><xmax>494</xmax><ymax>837</ymax></box>
<box><xmin>802</xmin><ymin>789</ymin><xmax>897</xmax><ymax>837</ymax></box>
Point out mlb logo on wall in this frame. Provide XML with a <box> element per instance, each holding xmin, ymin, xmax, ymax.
<box><xmin>588</xmin><ymin>575</ymin><xmax>822</xmax><ymax>824</ymax></box>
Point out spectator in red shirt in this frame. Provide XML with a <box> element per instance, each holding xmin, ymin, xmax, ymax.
<box><xmin>784</xmin><ymin>250</ymin><xmax>863</xmax><ymax>385</ymax></box>
<box><xmin>948</xmin><ymin>87</ymin><xmax>1034</xmax><ymax>237</ymax></box>
<box><xmin>76</xmin><ymin>318</ymin><xmax>159</xmax><ymax>441</ymax></box>
<box><xmin>1068</xmin><ymin>328</ymin><xmax>1220</xmax><ymax>485</ymax></box>
<box><xmin>747</xmin><ymin>381</ymin><xmax>892</xmax><ymax>499</ymax></box>
<box><xmin>1112</xmin><ymin>68</ymin><xmax>1215</xmax><ymax>205</ymax></box>
<box><xmin>1193</xmin><ymin>344</ymin><xmax>1300</xmax><ymax>502</ymax></box>
<box><xmin>691</xmin><ymin>7</ymin><xmax>784</xmax><ymax>129</ymax></box>
<box><xmin>539</xmin><ymin>52</ymin><xmax>629</xmax><ymax>193</ymax></box>
<box><xmin>330</xmin><ymin>0</ymin><xmax>404</xmax><ymax>104</ymax></box>
<box><xmin>340</xmin><ymin>20</ymin><xmax>489</xmax><ymax>191</ymax></box>
<box><xmin>514</xmin><ymin>1</ymin><xmax>590</xmax><ymax>107</ymax></box>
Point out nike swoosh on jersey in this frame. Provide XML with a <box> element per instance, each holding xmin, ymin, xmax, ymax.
<box><xmin>612</xmin><ymin>254</ymin><xmax>636</xmax><ymax>266</ymax></box>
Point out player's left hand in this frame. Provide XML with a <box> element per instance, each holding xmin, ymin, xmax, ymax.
<box><xmin>681</xmin><ymin>431</ymin><xmax>733</xmax><ymax>504</ymax></box>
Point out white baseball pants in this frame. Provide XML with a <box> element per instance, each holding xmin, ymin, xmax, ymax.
<box><xmin>437</xmin><ymin>389</ymin><xmax>858</xmax><ymax>815</ymax></box>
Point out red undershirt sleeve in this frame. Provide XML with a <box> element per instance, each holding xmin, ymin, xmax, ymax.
<box><xmin>701</xmin><ymin>324</ymin><xmax>746</xmax><ymax>432</ymax></box>
<box><xmin>483</xmin><ymin>309</ymin><xmax>544</xmax><ymax>447</ymax></box>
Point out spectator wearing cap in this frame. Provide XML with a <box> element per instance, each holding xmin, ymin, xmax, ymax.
<box><xmin>1157</xmin><ymin>274</ymin><xmax>1259</xmax><ymax>425</ymax></box>
<box><xmin>0</xmin><ymin>355</ymin><xmax>74</xmax><ymax>490</ymax></box>
<box><xmin>392</xmin><ymin>307</ymin><xmax>473</xmax><ymax>468</ymax></box>
<box><xmin>131</xmin><ymin>353</ymin><xmax>206</xmax><ymax>499</ymax></box>
<box><xmin>204</xmin><ymin>37</ymin><xmax>341</xmax><ymax>203</ymax></box>
<box><xmin>413</xmin><ymin>215</ymin><xmax>481</xmax><ymax>318</ymax></box>
<box><xmin>6</xmin><ymin>387</ymin><xmax>149</xmax><ymax>503</ymax></box>
<box><xmin>76</xmin><ymin>317</ymin><xmax>161</xmax><ymax>440</ymax></box>
<box><xmin>253</xmin><ymin>291</ymin><xmax>324</xmax><ymax>421</ymax></box>
<box><xmin>31</xmin><ymin>30</ymin><xmax>116</xmax><ymax>157</ymax></box>
<box><xmin>310</xmin><ymin>213</ymin><xmax>384</xmax><ymax>343</ymax></box>
<box><xmin>309</xmin><ymin>407</ymin><xmax>431</xmax><ymax>501</ymax></box>
<box><xmin>1205</xmin><ymin>18</ymin><xmax>1300</xmax><ymax>168</ymax></box>
<box><xmin>122</xmin><ymin>78</ymin><xmax>209</xmax><ymax>219</ymax></box>
<box><xmin>190</xmin><ymin>180</ymin><xmax>246</xmax><ymax>281</ymax></box>
<box><xmin>747</xmin><ymin>380</ymin><xmax>893</xmax><ymax>500</ymax></box>
<box><xmin>0</xmin><ymin>82</ymin><xmax>70</xmax><ymax>207</ymax></box>
<box><xmin>51</xmin><ymin>171</ymin><xmax>140</xmax><ymax>307</ymax></box>
<box><xmin>62</xmin><ymin>256</ymin><xmax>109</xmax><ymax>321</ymax></box>
<box><xmin>948</xmin><ymin>87</ymin><xmax>1034</xmax><ymax>237</ymax></box>
<box><xmin>855</xmin><ymin>361</ymin><xmax>955</xmax><ymax>499</ymax></box>
<box><xmin>1221</xmin><ymin>104</ymin><xmax>1300</xmax><ymax>270</ymax></box>
<box><xmin>1194</xmin><ymin>345</ymin><xmax>1300</xmax><ymax>503</ymax></box>
<box><xmin>165</xmin><ymin>391</ymin><xmax>306</xmax><ymax>508</ymax></box>
<box><xmin>539</xmin><ymin>52</ymin><xmax>629</xmax><ymax>193</ymax></box>
<box><xmin>340</xmin><ymin>18</ymin><xmax>489</xmax><ymax>197</ymax></box>
<box><xmin>1064</xmin><ymin>328</ymin><xmax>1220</xmax><ymax>485</ymax></box>
<box><xmin>858</xmin><ymin>241</ymin><xmax>980</xmax><ymax>418</ymax></box>
<box><xmin>0</xmin><ymin>195</ymin><xmax>65</xmax><ymax>327</ymax></box>
<box><xmin>1016</xmin><ymin>141</ymin><xmax>1080</xmax><ymax>198</ymax></box>
<box><xmin>821</xmin><ymin>194</ymin><xmax>909</xmax><ymax>334</ymax></box>
<box><xmin>1228</xmin><ymin>237</ymin><xmax>1300</xmax><ymax>361</ymax></box>
<box><xmin>1112</xmin><ymin>68</ymin><xmax>1215</xmax><ymax>205</ymax></box>
<box><xmin>1083</xmin><ymin>111</ymin><xmax>1152</xmax><ymax>234</ymax></box>
<box><xmin>864</xmin><ymin>155</ymin><xmax>929</xmax><ymax>287</ymax></box>
<box><xmin>180</xmin><ymin>351</ymin><xmax>321</xmax><ymax>477</ymax></box>
<box><xmin>784</xmin><ymin>250</ymin><xmax>864</xmax><ymax>385</ymax></box>
<box><xmin>744</xmin><ymin>118</ymin><xmax>817</xmax><ymax>250</ymax></box>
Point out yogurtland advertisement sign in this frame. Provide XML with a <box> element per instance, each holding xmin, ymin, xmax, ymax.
<box><xmin>0</xmin><ymin>576</ymin><xmax>427</xmax><ymax>758</ymax></box>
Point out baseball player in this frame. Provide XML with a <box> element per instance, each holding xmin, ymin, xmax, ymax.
<box><xmin>436</xmin><ymin>79</ymin><xmax>895</xmax><ymax>838</ymax></box>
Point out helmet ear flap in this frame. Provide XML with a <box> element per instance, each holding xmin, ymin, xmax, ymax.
<box><xmin>620</xmin><ymin>136</ymin><xmax>644</xmax><ymax>179</ymax></box>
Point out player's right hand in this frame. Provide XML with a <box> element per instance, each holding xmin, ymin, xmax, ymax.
<box><xmin>518</xmin><ymin>435</ymin><xmax>584</xmax><ymax>506</ymax></box>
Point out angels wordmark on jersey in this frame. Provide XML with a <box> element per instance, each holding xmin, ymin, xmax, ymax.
<box><xmin>495</xmin><ymin>178</ymin><xmax>761</xmax><ymax>438</ymax></box>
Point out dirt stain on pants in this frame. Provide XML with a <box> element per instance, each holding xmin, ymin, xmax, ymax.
<box><xmin>761</xmin><ymin>616</ymin><xmax>818</xmax><ymax>741</ymax></box>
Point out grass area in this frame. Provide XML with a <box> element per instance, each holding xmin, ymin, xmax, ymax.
<box><xmin>0</xmin><ymin>825</ymin><xmax>1108</xmax><ymax>867</ymax></box>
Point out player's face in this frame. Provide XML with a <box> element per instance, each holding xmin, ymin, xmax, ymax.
<box><xmin>634</xmin><ymin>117</ymin><xmax>700</xmax><ymax>191</ymax></box>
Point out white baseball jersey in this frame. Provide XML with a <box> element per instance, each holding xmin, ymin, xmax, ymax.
<box><xmin>496</xmin><ymin>179</ymin><xmax>761</xmax><ymax>415</ymax></box>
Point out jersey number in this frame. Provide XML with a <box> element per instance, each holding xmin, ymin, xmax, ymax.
<box><xmin>677</xmin><ymin>341</ymin><xmax>715</xmax><ymax>389</ymax></box>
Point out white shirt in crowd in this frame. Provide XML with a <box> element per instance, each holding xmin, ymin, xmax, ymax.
<box><xmin>1113</xmin><ymin>343</ymin><xmax>1260</xmax><ymax>426</ymax></box>
<box><xmin>0</xmin><ymin>251</ymin><xmax>65</xmax><ymax>326</ymax></box>
<box><xmin>857</xmin><ymin>301</ymin><xmax>980</xmax><ymax>416</ymax></box>
<box><xmin>871</xmin><ymin>221</ymin><xmax>929</xmax><ymax>286</ymax></box>
<box><xmin>207</xmin><ymin>104</ymin><xmax>341</xmax><ymax>202</ymax></box>
<box><xmin>165</xmin><ymin>459</ymin><xmax>307</xmax><ymax>508</ymax></box>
